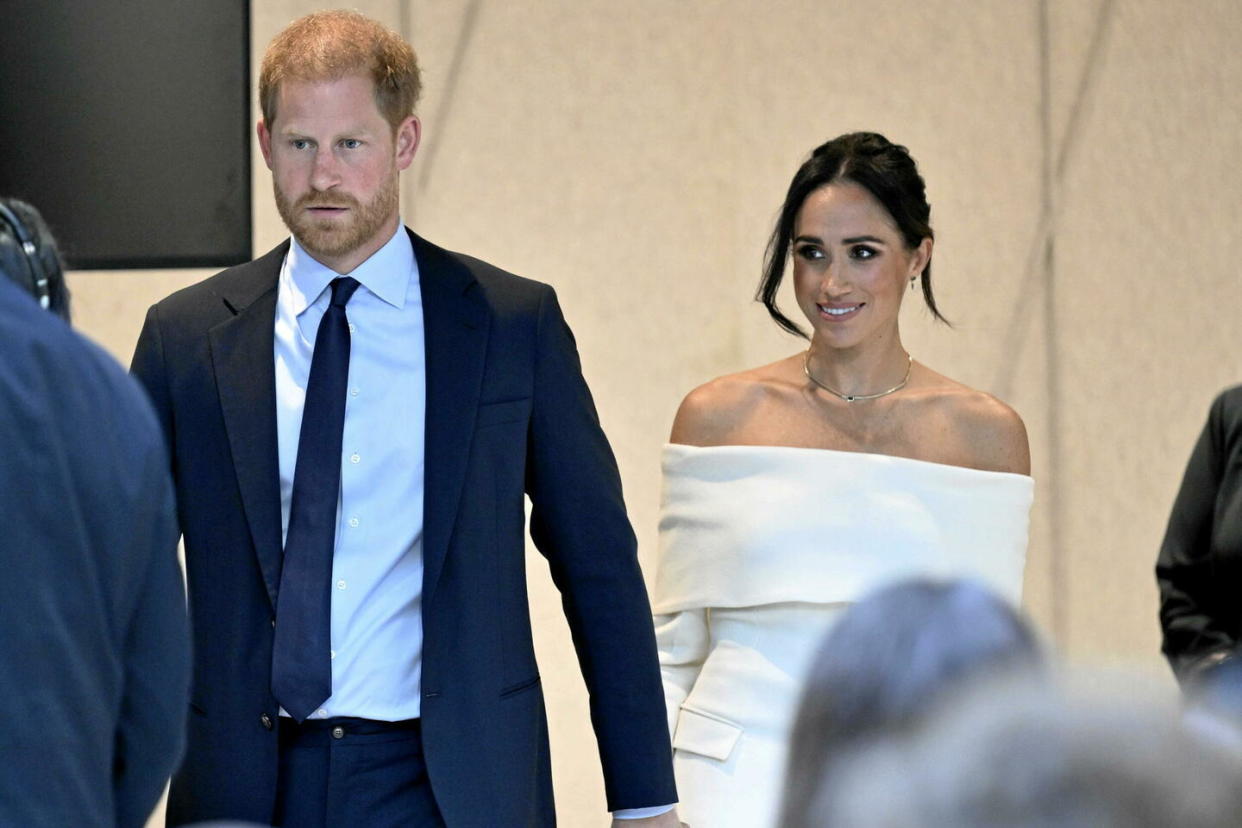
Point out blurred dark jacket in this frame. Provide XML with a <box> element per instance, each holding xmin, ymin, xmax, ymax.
<box><xmin>0</xmin><ymin>277</ymin><xmax>190</xmax><ymax>827</ymax></box>
<box><xmin>1158</xmin><ymin>385</ymin><xmax>1242</xmax><ymax>681</ymax></box>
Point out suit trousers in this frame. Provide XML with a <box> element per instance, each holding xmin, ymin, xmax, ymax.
<box><xmin>274</xmin><ymin>717</ymin><xmax>445</xmax><ymax>828</ymax></box>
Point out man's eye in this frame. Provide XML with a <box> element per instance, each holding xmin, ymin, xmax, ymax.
<box><xmin>341</xmin><ymin>139</ymin><xmax>361</xmax><ymax>149</ymax></box>
<box><xmin>291</xmin><ymin>139</ymin><xmax>310</xmax><ymax>150</ymax></box>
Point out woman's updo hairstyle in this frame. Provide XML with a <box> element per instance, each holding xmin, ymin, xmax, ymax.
<box><xmin>758</xmin><ymin>132</ymin><xmax>945</xmax><ymax>337</ymax></box>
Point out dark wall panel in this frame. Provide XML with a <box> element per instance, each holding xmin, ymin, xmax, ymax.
<box><xmin>0</xmin><ymin>1</ymin><xmax>250</xmax><ymax>269</ymax></box>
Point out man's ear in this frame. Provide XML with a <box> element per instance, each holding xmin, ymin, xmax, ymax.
<box><xmin>395</xmin><ymin>115</ymin><xmax>421</xmax><ymax>171</ymax></box>
<box><xmin>257</xmin><ymin>119</ymin><xmax>274</xmax><ymax>170</ymax></box>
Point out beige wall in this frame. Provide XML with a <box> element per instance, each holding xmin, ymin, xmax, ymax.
<box><xmin>63</xmin><ymin>1</ymin><xmax>1242</xmax><ymax>825</ymax></box>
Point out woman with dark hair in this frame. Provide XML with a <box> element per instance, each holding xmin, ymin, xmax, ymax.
<box><xmin>651</xmin><ymin>132</ymin><xmax>1033</xmax><ymax>827</ymax></box>
<box><xmin>779</xmin><ymin>578</ymin><xmax>1044</xmax><ymax>828</ymax></box>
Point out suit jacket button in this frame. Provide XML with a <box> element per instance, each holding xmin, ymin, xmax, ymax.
<box><xmin>261</xmin><ymin>713</ymin><xmax>273</xmax><ymax>730</ymax></box>
<box><xmin>331</xmin><ymin>726</ymin><xmax>345</xmax><ymax>739</ymax></box>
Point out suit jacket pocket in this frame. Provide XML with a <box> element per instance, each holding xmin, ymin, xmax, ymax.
<box><xmin>499</xmin><ymin>674</ymin><xmax>542</xmax><ymax>699</ymax></box>
<box><xmin>476</xmin><ymin>397</ymin><xmax>532</xmax><ymax>429</ymax></box>
<box><xmin>673</xmin><ymin>706</ymin><xmax>743</xmax><ymax>761</ymax></box>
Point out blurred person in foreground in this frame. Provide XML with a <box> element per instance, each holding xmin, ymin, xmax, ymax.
<box><xmin>779</xmin><ymin>578</ymin><xmax>1044</xmax><ymax>828</ymax></box>
<box><xmin>130</xmin><ymin>11</ymin><xmax>676</xmax><ymax>827</ymax></box>
<box><xmin>815</xmin><ymin>674</ymin><xmax>1242</xmax><ymax>827</ymax></box>
<box><xmin>1179</xmin><ymin>643</ymin><xmax>1242</xmax><ymax>754</ymax></box>
<box><xmin>0</xmin><ymin>197</ymin><xmax>190</xmax><ymax>827</ymax></box>
<box><xmin>1157</xmin><ymin>387</ymin><xmax>1242</xmax><ymax>685</ymax></box>
<box><xmin>652</xmin><ymin>132</ymin><xmax>1033</xmax><ymax>828</ymax></box>
<box><xmin>0</xmin><ymin>197</ymin><xmax>70</xmax><ymax>319</ymax></box>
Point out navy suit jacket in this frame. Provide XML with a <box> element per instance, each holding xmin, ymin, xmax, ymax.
<box><xmin>0</xmin><ymin>278</ymin><xmax>189</xmax><ymax>828</ymax></box>
<box><xmin>130</xmin><ymin>231</ymin><xmax>676</xmax><ymax>826</ymax></box>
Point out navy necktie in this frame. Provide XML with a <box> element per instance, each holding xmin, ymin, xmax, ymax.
<box><xmin>272</xmin><ymin>276</ymin><xmax>361</xmax><ymax>722</ymax></box>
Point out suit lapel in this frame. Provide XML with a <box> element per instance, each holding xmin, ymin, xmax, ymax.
<box><xmin>209</xmin><ymin>242</ymin><xmax>288</xmax><ymax>611</ymax></box>
<box><xmin>414</xmin><ymin>232</ymin><xmax>490</xmax><ymax>604</ymax></box>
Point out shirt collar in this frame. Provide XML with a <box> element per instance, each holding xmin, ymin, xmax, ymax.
<box><xmin>284</xmin><ymin>225</ymin><xmax>417</xmax><ymax>315</ymax></box>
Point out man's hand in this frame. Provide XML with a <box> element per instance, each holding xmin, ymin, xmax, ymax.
<box><xmin>610</xmin><ymin>810</ymin><xmax>683</xmax><ymax>828</ymax></box>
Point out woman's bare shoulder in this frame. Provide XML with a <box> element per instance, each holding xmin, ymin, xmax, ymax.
<box><xmin>670</xmin><ymin>359</ymin><xmax>797</xmax><ymax>446</ymax></box>
<box><xmin>927</xmin><ymin>380</ymin><xmax>1031</xmax><ymax>475</ymax></box>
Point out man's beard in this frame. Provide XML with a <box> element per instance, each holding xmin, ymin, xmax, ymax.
<box><xmin>273</xmin><ymin>174</ymin><xmax>398</xmax><ymax>267</ymax></box>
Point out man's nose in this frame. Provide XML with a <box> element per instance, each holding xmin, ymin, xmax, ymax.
<box><xmin>310</xmin><ymin>148</ymin><xmax>340</xmax><ymax>191</ymax></box>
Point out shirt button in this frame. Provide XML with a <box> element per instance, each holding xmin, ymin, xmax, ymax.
<box><xmin>348</xmin><ymin>323</ymin><xmax>356</xmax><ymax>334</ymax></box>
<box><xmin>317</xmin><ymin>709</ymin><xmax>327</xmax><ymax>718</ymax></box>
<box><xmin>260</xmin><ymin>713</ymin><xmax>273</xmax><ymax>730</ymax></box>
<box><xmin>337</xmin><ymin>580</ymin><xmax>347</xmax><ymax>590</ymax></box>
<box><xmin>350</xmin><ymin>387</ymin><xmax>359</xmax><ymax>397</ymax></box>
<box><xmin>349</xmin><ymin>453</ymin><xmax>360</xmax><ymax>464</ymax></box>
<box><xmin>348</xmin><ymin>516</ymin><xmax>359</xmax><ymax>528</ymax></box>
<box><xmin>330</xmin><ymin>649</ymin><xmax>336</xmax><ymax>660</ymax></box>
<box><xmin>332</xmin><ymin>725</ymin><xmax>345</xmax><ymax>739</ymax></box>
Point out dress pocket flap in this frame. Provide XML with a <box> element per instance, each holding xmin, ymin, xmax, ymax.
<box><xmin>673</xmin><ymin>706</ymin><xmax>743</xmax><ymax>761</ymax></box>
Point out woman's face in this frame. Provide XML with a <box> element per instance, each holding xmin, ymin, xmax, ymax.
<box><xmin>792</xmin><ymin>181</ymin><xmax>931</xmax><ymax>351</ymax></box>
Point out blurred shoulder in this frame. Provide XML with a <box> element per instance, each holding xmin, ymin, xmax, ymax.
<box><xmin>1209</xmin><ymin>383</ymin><xmax>1242</xmax><ymax>423</ymax></box>
<box><xmin>0</xmin><ymin>280</ymin><xmax>160</xmax><ymax>440</ymax></box>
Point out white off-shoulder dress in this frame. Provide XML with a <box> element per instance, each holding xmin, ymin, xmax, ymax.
<box><xmin>653</xmin><ymin>444</ymin><xmax>1033</xmax><ymax>828</ymax></box>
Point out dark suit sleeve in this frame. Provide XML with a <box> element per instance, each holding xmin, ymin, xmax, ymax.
<box><xmin>130</xmin><ymin>304</ymin><xmax>175</xmax><ymax>460</ymax></box>
<box><xmin>524</xmin><ymin>287</ymin><xmax>677</xmax><ymax>811</ymax></box>
<box><xmin>1157</xmin><ymin>391</ymin><xmax>1239</xmax><ymax>680</ymax></box>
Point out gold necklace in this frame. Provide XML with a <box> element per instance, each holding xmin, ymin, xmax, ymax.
<box><xmin>803</xmin><ymin>351</ymin><xmax>913</xmax><ymax>403</ymax></box>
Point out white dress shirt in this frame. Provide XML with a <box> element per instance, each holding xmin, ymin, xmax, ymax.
<box><xmin>275</xmin><ymin>226</ymin><xmax>425</xmax><ymax>722</ymax></box>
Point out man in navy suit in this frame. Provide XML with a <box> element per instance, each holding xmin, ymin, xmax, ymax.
<box><xmin>0</xmin><ymin>204</ymin><xmax>189</xmax><ymax>827</ymax></box>
<box><xmin>131</xmin><ymin>11</ymin><xmax>676</xmax><ymax>827</ymax></box>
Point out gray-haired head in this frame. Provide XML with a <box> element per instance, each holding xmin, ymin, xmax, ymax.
<box><xmin>781</xmin><ymin>577</ymin><xmax>1044</xmax><ymax>828</ymax></box>
<box><xmin>820</xmin><ymin>672</ymin><xmax>1242</xmax><ymax>827</ymax></box>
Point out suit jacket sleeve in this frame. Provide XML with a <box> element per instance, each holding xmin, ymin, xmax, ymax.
<box><xmin>1157</xmin><ymin>389</ymin><xmax>1242</xmax><ymax>680</ymax></box>
<box><xmin>524</xmin><ymin>287</ymin><xmax>677</xmax><ymax>811</ymax></box>
<box><xmin>131</xmin><ymin>304</ymin><xmax>175</xmax><ymax>456</ymax></box>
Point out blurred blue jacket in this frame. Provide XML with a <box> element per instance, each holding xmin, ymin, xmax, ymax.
<box><xmin>0</xmin><ymin>276</ymin><xmax>190</xmax><ymax>827</ymax></box>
